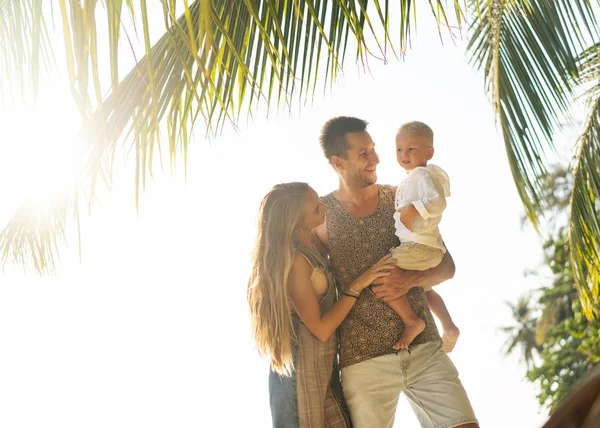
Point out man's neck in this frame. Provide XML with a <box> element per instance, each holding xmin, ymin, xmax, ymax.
<box><xmin>335</xmin><ymin>180</ymin><xmax>379</xmax><ymax>207</ymax></box>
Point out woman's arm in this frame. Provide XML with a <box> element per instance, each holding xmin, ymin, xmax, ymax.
<box><xmin>289</xmin><ymin>252</ymin><xmax>395</xmax><ymax>342</ymax></box>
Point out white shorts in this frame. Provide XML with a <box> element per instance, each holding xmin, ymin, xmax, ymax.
<box><xmin>341</xmin><ymin>341</ymin><xmax>478</xmax><ymax>428</ymax></box>
<box><xmin>391</xmin><ymin>242</ymin><xmax>444</xmax><ymax>292</ymax></box>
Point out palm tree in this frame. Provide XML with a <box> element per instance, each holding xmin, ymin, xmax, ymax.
<box><xmin>0</xmin><ymin>1</ymin><xmax>599</xmax><ymax>320</ymax></box>
<box><xmin>501</xmin><ymin>295</ymin><xmax>540</xmax><ymax>370</ymax></box>
<box><xmin>466</xmin><ymin>0</ymin><xmax>600</xmax><ymax>319</ymax></box>
<box><xmin>535</xmin><ymin>229</ymin><xmax>577</xmax><ymax>345</ymax></box>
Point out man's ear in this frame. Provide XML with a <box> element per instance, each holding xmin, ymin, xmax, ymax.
<box><xmin>426</xmin><ymin>147</ymin><xmax>435</xmax><ymax>161</ymax></box>
<box><xmin>331</xmin><ymin>155</ymin><xmax>345</xmax><ymax>172</ymax></box>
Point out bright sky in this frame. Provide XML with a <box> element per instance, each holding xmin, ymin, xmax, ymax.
<box><xmin>0</xmin><ymin>5</ymin><xmax>553</xmax><ymax>428</ymax></box>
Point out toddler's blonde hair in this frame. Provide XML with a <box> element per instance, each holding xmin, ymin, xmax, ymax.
<box><xmin>397</xmin><ymin>121</ymin><xmax>434</xmax><ymax>145</ymax></box>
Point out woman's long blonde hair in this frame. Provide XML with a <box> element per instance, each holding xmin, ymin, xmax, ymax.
<box><xmin>248</xmin><ymin>182</ymin><xmax>310</xmax><ymax>376</ymax></box>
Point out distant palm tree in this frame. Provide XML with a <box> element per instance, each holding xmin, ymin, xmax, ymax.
<box><xmin>501</xmin><ymin>296</ymin><xmax>540</xmax><ymax>370</ymax></box>
<box><xmin>0</xmin><ymin>1</ymin><xmax>599</xmax><ymax>319</ymax></box>
<box><xmin>535</xmin><ymin>229</ymin><xmax>577</xmax><ymax>345</ymax></box>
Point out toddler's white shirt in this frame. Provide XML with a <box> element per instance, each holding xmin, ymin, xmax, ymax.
<box><xmin>393</xmin><ymin>164</ymin><xmax>450</xmax><ymax>252</ymax></box>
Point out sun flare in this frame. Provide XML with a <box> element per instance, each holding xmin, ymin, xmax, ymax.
<box><xmin>2</xmin><ymin>94</ymin><xmax>82</xmax><ymax>213</ymax></box>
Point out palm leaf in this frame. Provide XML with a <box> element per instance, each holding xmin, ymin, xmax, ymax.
<box><xmin>569</xmin><ymin>42</ymin><xmax>600</xmax><ymax>320</ymax></box>
<box><xmin>467</xmin><ymin>0</ymin><xmax>600</xmax><ymax>319</ymax></box>
<box><xmin>467</xmin><ymin>0</ymin><xmax>599</xmax><ymax>227</ymax></box>
<box><xmin>0</xmin><ymin>0</ymin><xmax>53</xmax><ymax>104</ymax></box>
<box><xmin>2</xmin><ymin>1</ymin><xmax>530</xmax><ymax>272</ymax></box>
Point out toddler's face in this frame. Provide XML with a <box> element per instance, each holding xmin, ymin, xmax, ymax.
<box><xmin>395</xmin><ymin>133</ymin><xmax>434</xmax><ymax>171</ymax></box>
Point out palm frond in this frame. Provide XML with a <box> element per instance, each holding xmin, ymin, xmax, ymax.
<box><xmin>3</xmin><ymin>0</ymin><xmax>479</xmax><ymax>272</ymax></box>
<box><xmin>0</xmin><ymin>0</ymin><xmax>53</xmax><ymax>104</ymax></box>
<box><xmin>569</xmin><ymin>42</ymin><xmax>600</xmax><ymax>320</ymax></box>
<box><xmin>0</xmin><ymin>195</ymin><xmax>72</xmax><ymax>273</ymax></box>
<box><xmin>55</xmin><ymin>0</ymin><xmax>138</xmax><ymax>117</ymax></box>
<box><xmin>467</xmin><ymin>0</ymin><xmax>599</xmax><ymax>228</ymax></box>
<box><xmin>2</xmin><ymin>1</ymin><xmax>546</xmax><ymax>272</ymax></box>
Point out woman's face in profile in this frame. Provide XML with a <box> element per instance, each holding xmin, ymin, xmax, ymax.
<box><xmin>300</xmin><ymin>188</ymin><xmax>327</xmax><ymax>231</ymax></box>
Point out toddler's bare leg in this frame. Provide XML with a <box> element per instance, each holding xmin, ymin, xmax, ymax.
<box><xmin>388</xmin><ymin>295</ymin><xmax>425</xmax><ymax>350</ymax></box>
<box><xmin>426</xmin><ymin>289</ymin><xmax>460</xmax><ymax>352</ymax></box>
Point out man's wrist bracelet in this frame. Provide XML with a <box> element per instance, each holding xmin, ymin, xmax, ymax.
<box><xmin>343</xmin><ymin>292</ymin><xmax>359</xmax><ymax>299</ymax></box>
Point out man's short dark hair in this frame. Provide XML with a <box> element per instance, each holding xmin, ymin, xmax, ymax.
<box><xmin>319</xmin><ymin>116</ymin><xmax>369</xmax><ymax>164</ymax></box>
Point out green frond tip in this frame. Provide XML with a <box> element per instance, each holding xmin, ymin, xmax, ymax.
<box><xmin>569</xmin><ymin>92</ymin><xmax>600</xmax><ymax>321</ymax></box>
<box><xmin>0</xmin><ymin>0</ymin><xmax>54</xmax><ymax>105</ymax></box>
<box><xmin>0</xmin><ymin>196</ymin><xmax>73</xmax><ymax>275</ymax></box>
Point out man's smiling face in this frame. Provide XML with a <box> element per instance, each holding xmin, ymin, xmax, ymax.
<box><xmin>341</xmin><ymin>131</ymin><xmax>380</xmax><ymax>187</ymax></box>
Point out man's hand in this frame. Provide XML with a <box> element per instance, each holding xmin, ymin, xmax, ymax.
<box><xmin>371</xmin><ymin>266</ymin><xmax>424</xmax><ymax>302</ymax></box>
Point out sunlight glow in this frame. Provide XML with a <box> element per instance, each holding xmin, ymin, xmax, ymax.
<box><xmin>3</xmin><ymin>96</ymin><xmax>82</xmax><ymax>213</ymax></box>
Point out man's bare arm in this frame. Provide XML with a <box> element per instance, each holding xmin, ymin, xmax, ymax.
<box><xmin>371</xmin><ymin>250</ymin><xmax>455</xmax><ymax>302</ymax></box>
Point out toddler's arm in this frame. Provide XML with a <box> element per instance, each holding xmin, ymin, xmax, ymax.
<box><xmin>398</xmin><ymin>204</ymin><xmax>420</xmax><ymax>231</ymax></box>
<box><xmin>397</xmin><ymin>173</ymin><xmax>447</xmax><ymax>230</ymax></box>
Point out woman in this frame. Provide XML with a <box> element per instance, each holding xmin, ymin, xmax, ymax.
<box><xmin>248</xmin><ymin>182</ymin><xmax>395</xmax><ymax>427</ymax></box>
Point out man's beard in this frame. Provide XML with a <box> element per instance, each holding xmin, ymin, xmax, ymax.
<box><xmin>351</xmin><ymin>170</ymin><xmax>376</xmax><ymax>187</ymax></box>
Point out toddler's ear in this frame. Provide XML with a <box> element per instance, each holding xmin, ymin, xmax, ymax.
<box><xmin>426</xmin><ymin>146</ymin><xmax>435</xmax><ymax>160</ymax></box>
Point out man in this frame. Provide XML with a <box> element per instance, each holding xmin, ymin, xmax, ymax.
<box><xmin>314</xmin><ymin>116</ymin><xmax>478</xmax><ymax>428</ymax></box>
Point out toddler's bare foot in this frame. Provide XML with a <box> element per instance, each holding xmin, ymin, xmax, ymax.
<box><xmin>393</xmin><ymin>318</ymin><xmax>426</xmax><ymax>350</ymax></box>
<box><xmin>442</xmin><ymin>324</ymin><xmax>460</xmax><ymax>353</ymax></box>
